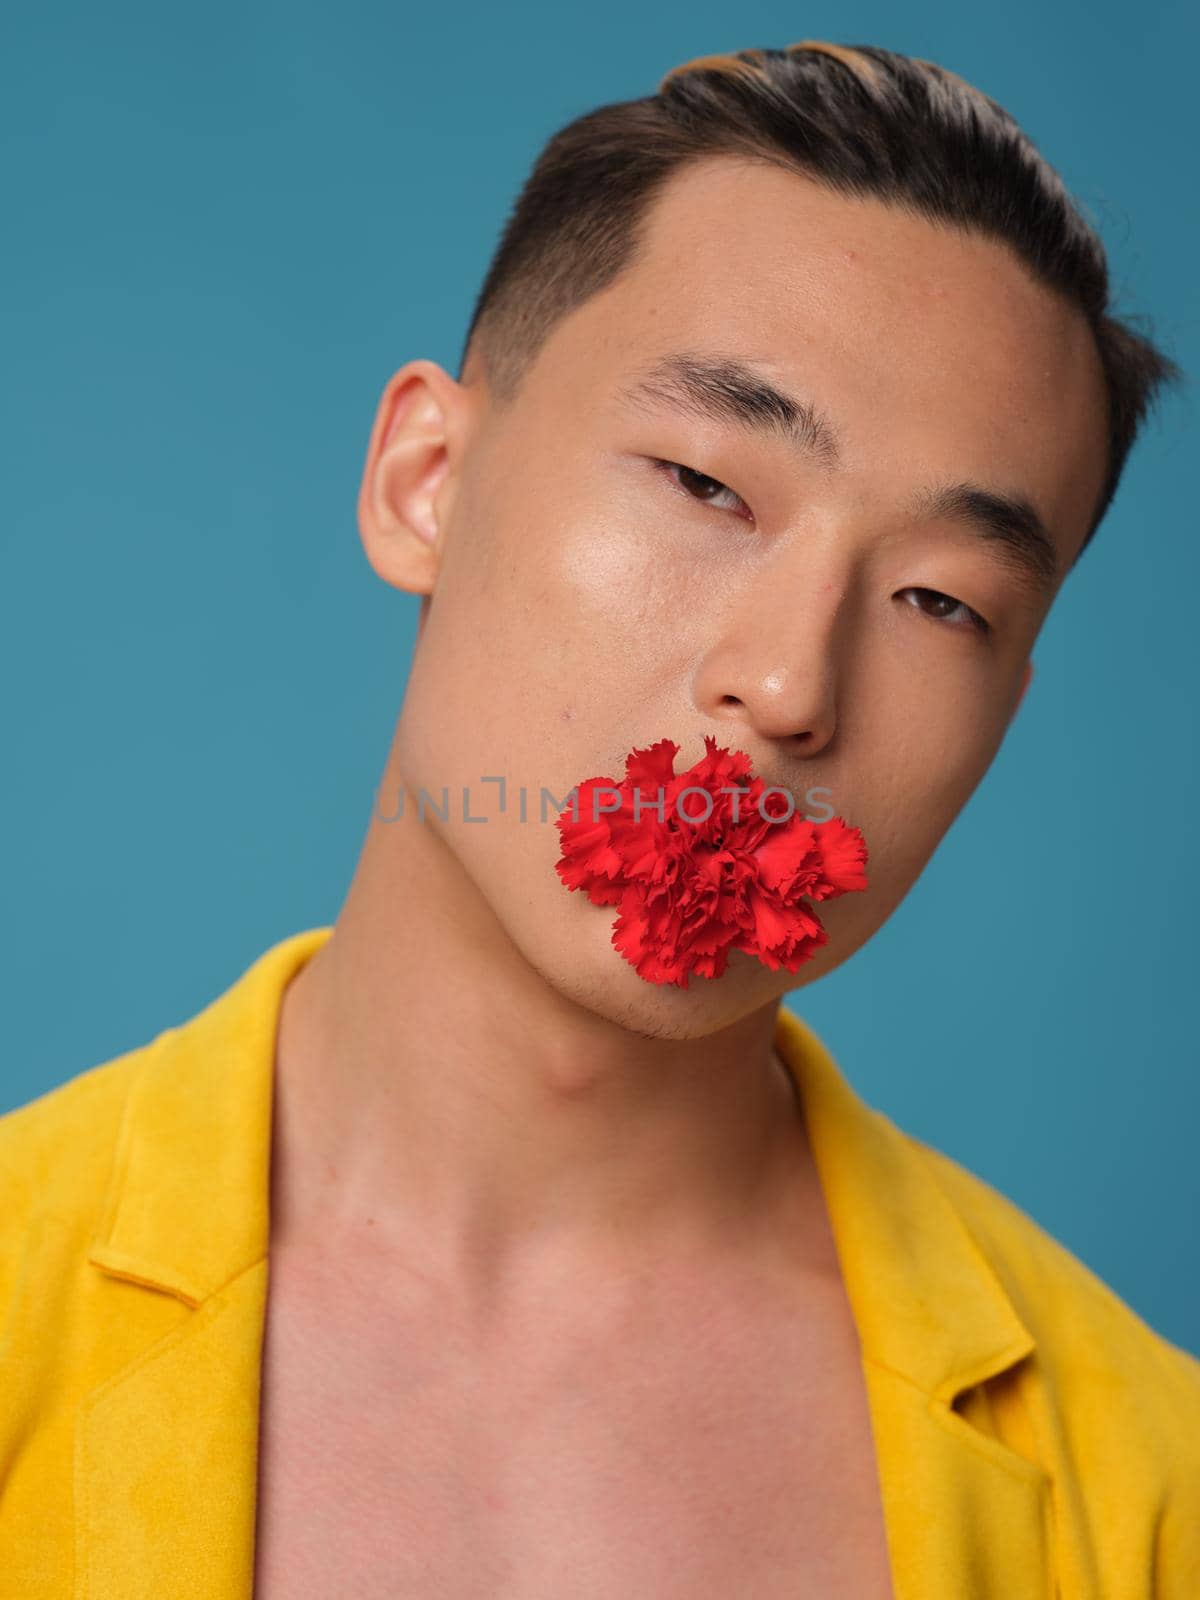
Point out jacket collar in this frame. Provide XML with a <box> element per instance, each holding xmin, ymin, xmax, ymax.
<box><xmin>87</xmin><ymin>926</ymin><xmax>329</xmax><ymax>1305</ymax></box>
<box><xmin>89</xmin><ymin>926</ymin><xmax>1035</xmax><ymax>1405</ymax></box>
<box><xmin>770</xmin><ymin>1008</ymin><xmax>1050</xmax><ymax>1596</ymax></box>
<box><xmin>81</xmin><ymin>928</ymin><xmax>1050</xmax><ymax>1598</ymax></box>
<box><xmin>774</xmin><ymin>1006</ymin><xmax>1036</xmax><ymax>1406</ymax></box>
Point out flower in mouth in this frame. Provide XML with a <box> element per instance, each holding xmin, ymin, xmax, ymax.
<box><xmin>554</xmin><ymin>735</ymin><xmax>869</xmax><ymax>989</ymax></box>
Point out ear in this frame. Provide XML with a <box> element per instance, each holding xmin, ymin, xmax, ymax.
<box><xmin>356</xmin><ymin>359</ymin><xmax>474</xmax><ymax>596</ymax></box>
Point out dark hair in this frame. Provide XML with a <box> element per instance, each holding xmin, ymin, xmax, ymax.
<box><xmin>457</xmin><ymin>40</ymin><xmax>1183</xmax><ymax>563</ymax></box>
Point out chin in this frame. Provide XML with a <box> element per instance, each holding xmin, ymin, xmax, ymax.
<box><xmin>516</xmin><ymin>915</ymin><xmax>798</xmax><ymax>1043</ymax></box>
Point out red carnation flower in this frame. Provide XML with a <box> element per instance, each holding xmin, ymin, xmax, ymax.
<box><xmin>554</xmin><ymin>735</ymin><xmax>869</xmax><ymax>989</ymax></box>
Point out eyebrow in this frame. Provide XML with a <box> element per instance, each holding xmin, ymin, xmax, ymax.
<box><xmin>616</xmin><ymin>351</ymin><xmax>844</xmax><ymax>470</ymax></box>
<box><xmin>614</xmin><ymin>351</ymin><xmax>1060</xmax><ymax>599</ymax></box>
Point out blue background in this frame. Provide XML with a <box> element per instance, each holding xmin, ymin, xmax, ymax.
<box><xmin>3</xmin><ymin>1</ymin><xmax>1197</xmax><ymax>1354</ymax></box>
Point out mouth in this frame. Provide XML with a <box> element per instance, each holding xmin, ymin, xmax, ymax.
<box><xmin>552</xmin><ymin>733</ymin><xmax>869</xmax><ymax>990</ymax></box>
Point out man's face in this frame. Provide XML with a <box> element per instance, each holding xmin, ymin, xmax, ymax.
<box><xmin>363</xmin><ymin>155</ymin><xmax>1108</xmax><ymax>1038</ymax></box>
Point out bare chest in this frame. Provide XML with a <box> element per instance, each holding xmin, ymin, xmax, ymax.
<box><xmin>251</xmin><ymin>1247</ymin><xmax>895</xmax><ymax>1600</ymax></box>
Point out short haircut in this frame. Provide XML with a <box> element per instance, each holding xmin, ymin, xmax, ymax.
<box><xmin>458</xmin><ymin>40</ymin><xmax>1183</xmax><ymax>562</ymax></box>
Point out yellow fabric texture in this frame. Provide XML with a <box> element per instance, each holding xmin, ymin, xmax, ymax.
<box><xmin>1</xmin><ymin>926</ymin><xmax>1197</xmax><ymax>1597</ymax></box>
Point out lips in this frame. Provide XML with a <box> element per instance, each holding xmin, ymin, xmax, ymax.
<box><xmin>554</xmin><ymin>735</ymin><xmax>869</xmax><ymax>989</ymax></box>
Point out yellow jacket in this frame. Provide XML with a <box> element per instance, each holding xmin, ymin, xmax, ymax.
<box><xmin>2</xmin><ymin>927</ymin><xmax>1197</xmax><ymax>1598</ymax></box>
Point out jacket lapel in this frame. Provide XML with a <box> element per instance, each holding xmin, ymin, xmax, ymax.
<box><xmin>863</xmin><ymin>1359</ymin><xmax>1052</xmax><ymax>1599</ymax></box>
<box><xmin>775</xmin><ymin>1006</ymin><xmax>1053</xmax><ymax>1599</ymax></box>
<box><xmin>76</xmin><ymin>928</ymin><xmax>332</xmax><ymax>1600</ymax></box>
<box><xmin>74</xmin><ymin>930</ymin><xmax>1049</xmax><ymax>1599</ymax></box>
<box><xmin>73</xmin><ymin>1263</ymin><xmax>270</xmax><ymax>1598</ymax></box>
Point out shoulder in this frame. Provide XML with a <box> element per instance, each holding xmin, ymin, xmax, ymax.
<box><xmin>907</xmin><ymin>1130</ymin><xmax>1200</xmax><ymax>1467</ymax></box>
<box><xmin>0</xmin><ymin>1040</ymin><xmax>155</xmax><ymax>1197</ymax></box>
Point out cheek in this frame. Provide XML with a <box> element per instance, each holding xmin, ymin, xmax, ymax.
<box><xmin>552</xmin><ymin>517</ymin><xmax>691</xmax><ymax>667</ymax></box>
<box><xmin>523</xmin><ymin>442</ymin><xmax>724</xmax><ymax>621</ymax></box>
<box><xmin>852</xmin><ymin>710</ymin><xmax>1007</xmax><ymax>901</ymax></box>
<box><xmin>557</xmin><ymin>512</ymin><xmax>652</xmax><ymax>606</ymax></box>
<box><xmin>393</xmin><ymin>529</ymin><xmax>658</xmax><ymax>874</ymax></box>
<box><xmin>477</xmin><ymin>498</ymin><xmax>697</xmax><ymax>722</ymax></box>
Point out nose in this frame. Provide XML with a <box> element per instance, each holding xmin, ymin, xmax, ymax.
<box><xmin>690</xmin><ymin>578</ymin><xmax>843</xmax><ymax>758</ymax></box>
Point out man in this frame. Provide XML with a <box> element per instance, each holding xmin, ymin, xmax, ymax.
<box><xmin>2</xmin><ymin>38</ymin><xmax>1197</xmax><ymax>1600</ymax></box>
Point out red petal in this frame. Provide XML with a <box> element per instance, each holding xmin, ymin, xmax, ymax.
<box><xmin>809</xmin><ymin>817</ymin><xmax>869</xmax><ymax>898</ymax></box>
<box><xmin>749</xmin><ymin>815</ymin><xmax>819</xmax><ymax>893</ymax></box>
<box><xmin>624</xmin><ymin>739</ymin><xmax>680</xmax><ymax>794</ymax></box>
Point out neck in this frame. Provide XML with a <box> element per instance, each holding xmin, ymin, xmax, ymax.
<box><xmin>269</xmin><ymin>776</ymin><xmax>834</xmax><ymax>1307</ymax></box>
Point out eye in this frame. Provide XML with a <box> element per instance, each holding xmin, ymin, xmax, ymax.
<box><xmin>899</xmin><ymin>586</ymin><xmax>991</xmax><ymax>636</ymax></box>
<box><xmin>653</xmin><ymin>458</ymin><xmax>753</xmax><ymax>520</ymax></box>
